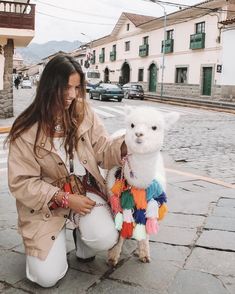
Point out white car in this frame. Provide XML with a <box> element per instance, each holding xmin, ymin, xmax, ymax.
<box><xmin>21</xmin><ymin>79</ymin><xmax>32</xmax><ymax>89</ymax></box>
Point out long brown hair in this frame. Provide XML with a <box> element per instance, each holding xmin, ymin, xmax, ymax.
<box><xmin>7</xmin><ymin>54</ymin><xmax>86</xmax><ymax>158</ymax></box>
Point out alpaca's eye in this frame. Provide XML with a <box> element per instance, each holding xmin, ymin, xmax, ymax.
<box><xmin>131</xmin><ymin>123</ymin><xmax>135</xmax><ymax>128</ymax></box>
<box><xmin>152</xmin><ymin>126</ymin><xmax>157</xmax><ymax>131</ymax></box>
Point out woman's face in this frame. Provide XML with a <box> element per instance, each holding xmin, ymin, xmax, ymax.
<box><xmin>64</xmin><ymin>72</ymin><xmax>81</xmax><ymax>109</ymax></box>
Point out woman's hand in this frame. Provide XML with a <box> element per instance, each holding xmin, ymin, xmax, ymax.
<box><xmin>69</xmin><ymin>194</ymin><xmax>96</xmax><ymax>215</ymax></box>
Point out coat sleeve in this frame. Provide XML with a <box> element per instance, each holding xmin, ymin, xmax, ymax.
<box><xmin>88</xmin><ymin>105</ymin><xmax>125</xmax><ymax>170</ymax></box>
<box><xmin>8</xmin><ymin>137</ymin><xmax>59</xmax><ymax>211</ymax></box>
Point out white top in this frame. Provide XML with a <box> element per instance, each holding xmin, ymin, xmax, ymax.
<box><xmin>53</xmin><ymin>137</ymin><xmax>86</xmax><ymax>176</ymax></box>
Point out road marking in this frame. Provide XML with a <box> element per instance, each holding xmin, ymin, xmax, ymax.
<box><xmin>0</xmin><ymin>167</ymin><xmax>7</xmax><ymax>173</ymax></box>
<box><xmin>166</xmin><ymin>168</ymin><xmax>235</xmax><ymax>189</ymax></box>
<box><xmin>93</xmin><ymin>108</ymin><xmax>115</xmax><ymax>118</ymax></box>
<box><xmin>99</xmin><ymin>106</ymin><xmax>125</xmax><ymax>115</ymax></box>
<box><xmin>0</xmin><ymin>149</ymin><xmax>8</xmax><ymax>155</ymax></box>
<box><xmin>0</xmin><ymin>158</ymin><xmax>7</xmax><ymax>164</ymax></box>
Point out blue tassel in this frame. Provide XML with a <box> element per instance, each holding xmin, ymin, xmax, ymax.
<box><xmin>146</xmin><ymin>180</ymin><xmax>163</xmax><ymax>201</ymax></box>
<box><xmin>133</xmin><ymin>209</ymin><xmax>146</xmax><ymax>224</ymax></box>
<box><xmin>155</xmin><ymin>191</ymin><xmax>167</xmax><ymax>205</ymax></box>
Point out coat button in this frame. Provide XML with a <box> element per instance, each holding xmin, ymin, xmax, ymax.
<box><xmin>81</xmin><ymin>137</ymin><xmax>85</xmax><ymax>141</ymax></box>
<box><xmin>51</xmin><ymin>236</ymin><xmax>55</xmax><ymax>240</ymax></box>
<box><xmin>45</xmin><ymin>214</ymin><xmax>50</xmax><ymax>218</ymax></box>
<box><xmin>83</xmin><ymin>160</ymin><xmax>87</xmax><ymax>164</ymax></box>
<box><xmin>40</xmin><ymin>142</ymin><xmax>45</xmax><ymax>147</ymax></box>
<box><xmin>58</xmin><ymin>162</ymin><xmax>63</xmax><ymax>165</ymax></box>
<box><xmin>30</xmin><ymin>209</ymin><xmax>34</xmax><ymax>213</ymax></box>
<box><xmin>64</xmin><ymin>214</ymin><xmax>68</xmax><ymax>218</ymax></box>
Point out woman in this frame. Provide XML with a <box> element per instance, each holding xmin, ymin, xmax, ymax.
<box><xmin>7</xmin><ymin>54</ymin><xmax>127</xmax><ymax>288</ymax></box>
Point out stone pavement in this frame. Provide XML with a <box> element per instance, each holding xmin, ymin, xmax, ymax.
<box><xmin>0</xmin><ymin>161</ymin><xmax>235</xmax><ymax>293</ymax></box>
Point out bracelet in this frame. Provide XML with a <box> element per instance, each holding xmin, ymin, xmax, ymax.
<box><xmin>61</xmin><ymin>192</ymin><xmax>70</xmax><ymax>209</ymax></box>
<box><xmin>54</xmin><ymin>190</ymin><xmax>61</xmax><ymax>206</ymax></box>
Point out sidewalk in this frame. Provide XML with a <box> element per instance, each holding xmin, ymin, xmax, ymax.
<box><xmin>1</xmin><ymin>162</ymin><xmax>235</xmax><ymax>293</ymax></box>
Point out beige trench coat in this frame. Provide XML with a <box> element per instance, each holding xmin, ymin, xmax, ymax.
<box><xmin>8</xmin><ymin>103</ymin><xmax>124</xmax><ymax>260</ymax></box>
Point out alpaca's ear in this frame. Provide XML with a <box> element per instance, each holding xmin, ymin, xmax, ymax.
<box><xmin>164</xmin><ymin>112</ymin><xmax>180</xmax><ymax>129</ymax></box>
<box><xmin>124</xmin><ymin>105</ymin><xmax>133</xmax><ymax>116</ymax></box>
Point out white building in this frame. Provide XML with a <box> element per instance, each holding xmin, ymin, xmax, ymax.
<box><xmin>89</xmin><ymin>0</ymin><xmax>235</xmax><ymax>102</ymax></box>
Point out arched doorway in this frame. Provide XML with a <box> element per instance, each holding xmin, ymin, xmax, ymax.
<box><xmin>120</xmin><ymin>62</ymin><xmax>130</xmax><ymax>85</ymax></box>
<box><xmin>148</xmin><ymin>63</ymin><xmax>157</xmax><ymax>92</ymax></box>
<box><xmin>104</xmin><ymin>67</ymin><xmax>109</xmax><ymax>83</ymax></box>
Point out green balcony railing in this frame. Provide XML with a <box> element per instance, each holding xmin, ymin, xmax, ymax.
<box><xmin>190</xmin><ymin>33</ymin><xmax>205</xmax><ymax>49</ymax></box>
<box><xmin>139</xmin><ymin>44</ymin><xmax>149</xmax><ymax>57</ymax></box>
<box><xmin>161</xmin><ymin>39</ymin><xmax>174</xmax><ymax>53</ymax></box>
<box><xmin>99</xmin><ymin>54</ymin><xmax>105</xmax><ymax>63</ymax></box>
<box><xmin>110</xmin><ymin>51</ymin><xmax>116</xmax><ymax>61</ymax></box>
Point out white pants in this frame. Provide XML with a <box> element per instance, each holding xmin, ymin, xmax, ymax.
<box><xmin>26</xmin><ymin>194</ymin><xmax>118</xmax><ymax>288</ymax></box>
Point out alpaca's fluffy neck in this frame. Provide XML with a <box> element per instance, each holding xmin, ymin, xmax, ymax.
<box><xmin>124</xmin><ymin>152</ymin><xmax>161</xmax><ymax>189</ymax></box>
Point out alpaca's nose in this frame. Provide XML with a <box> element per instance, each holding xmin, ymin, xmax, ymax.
<box><xmin>135</xmin><ymin>132</ymin><xmax>143</xmax><ymax>137</ymax></box>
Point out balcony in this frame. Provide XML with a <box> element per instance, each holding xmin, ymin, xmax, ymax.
<box><xmin>0</xmin><ymin>1</ymin><xmax>35</xmax><ymax>30</ymax></box>
<box><xmin>190</xmin><ymin>33</ymin><xmax>205</xmax><ymax>50</ymax></box>
<box><xmin>99</xmin><ymin>54</ymin><xmax>105</xmax><ymax>63</ymax></box>
<box><xmin>110</xmin><ymin>51</ymin><xmax>116</xmax><ymax>61</ymax></box>
<box><xmin>161</xmin><ymin>39</ymin><xmax>174</xmax><ymax>53</ymax></box>
<box><xmin>139</xmin><ymin>44</ymin><xmax>149</xmax><ymax>57</ymax></box>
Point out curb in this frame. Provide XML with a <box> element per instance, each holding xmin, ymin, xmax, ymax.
<box><xmin>0</xmin><ymin>126</ymin><xmax>11</xmax><ymax>134</ymax></box>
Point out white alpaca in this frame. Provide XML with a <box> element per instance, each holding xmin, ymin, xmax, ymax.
<box><xmin>106</xmin><ymin>106</ymin><xmax>179</xmax><ymax>266</ymax></box>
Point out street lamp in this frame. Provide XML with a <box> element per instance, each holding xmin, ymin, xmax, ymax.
<box><xmin>147</xmin><ymin>0</ymin><xmax>167</xmax><ymax>98</ymax></box>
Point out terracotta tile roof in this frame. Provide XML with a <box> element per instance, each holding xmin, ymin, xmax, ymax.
<box><xmin>220</xmin><ymin>17</ymin><xmax>235</xmax><ymax>25</ymax></box>
<box><xmin>123</xmin><ymin>12</ymin><xmax>156</xmax><ymax>26</ymax></box>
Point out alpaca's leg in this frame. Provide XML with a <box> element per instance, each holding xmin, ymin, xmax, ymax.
<box><xmin>138</xmin><ymin>235</ymin><xmax>150</xmax><ymax>263</ymax></box>
<box><xmin>108</xmin><ymin>236</ymin><xmax>125</xmax><ymax>267</ymax></box>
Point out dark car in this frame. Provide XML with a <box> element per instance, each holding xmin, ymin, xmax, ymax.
<box><xmin>89</xmin><ymin>83</ymin><xmax>124</xmax><ymax>102</ymax></box>
<box><xmin>122</xmin><ymin>83</ymin><xmax>144</xmax><ymax>100</ymax></box>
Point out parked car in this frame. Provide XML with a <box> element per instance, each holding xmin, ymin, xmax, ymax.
<box><xmin>21</xmin><ymin>79</ymin><xmax>32</xmax><ymax>89</ymax></box>
<box><xmin>122</xmin><ymin>83</ymin><xmax>144</xmax><ymax>100</ymax></box>
<box><xmin>89</xmin><ymin>83</ymin><xmax>124</xmax><ymax>102</ymax></box>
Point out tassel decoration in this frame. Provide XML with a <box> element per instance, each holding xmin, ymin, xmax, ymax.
<box><xmin>123</xmin><ymin>209</ymin><xmax>134</xmax><ymax>223</ymax></box>
<box><xmin>132</xmin><ymin>224</ymin><xmax>146</xmax><ymax>241</ymax></box>
<box><xmin>115</xmin><ymin>212</ymin><xmax>123</xmax><ymax>230</ymax></box>
<box><xmin>133</xmin><ymin>209</ymin><xmax>146</xmax><ymax>224</ymax></box>
<box><xmin>158</xmin><ymin>203</ymin><xmax>168</xmax><ymax>220</ymax></box>
<box><xmin>146</xmin><ymin>180</ymin><xmax>163</xmax><ymax>201</ymax></box>
<box><xmin>121</xmin><ymin>222</ymin><xmax>133</xmax><ymax>238</ymax></box>
<box><xmin>131</xmin><ymin>187</ymin><xmax>147</xmax><ymax>209</ymax></box>
<box><xmin>145</xmin><ymin>199</ymin><xmax>159</xmax><ymax>218</ymax></box>
<box><xmin>155</xmin><ymin>191</ymin><xmax>167</xmax><ymax>205</ymax></box>
<box><xmin>121</xmin><ymin>190</ymin><xmax>135</xmax><ymax>209</ymax></box>
<box><xmin>146</xmin><ymin>218</ymin><xmax>159</xmax><ymax>234</ymax></box>
<box><xmin>109</xmin><ymin>194</ymin><xmax>122</xmax><ymax>214</ymax></box>
<box><xmin>111</xmin><ymin>180</ymin><xmax>125</xmax><ymax>195</ymax></box>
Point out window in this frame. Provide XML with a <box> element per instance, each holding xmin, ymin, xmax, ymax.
<box><xmin>127</xmin><ymin>23</ymin><xmax>130</xmax><ymax>31</ymax></box>
<box><xmin>138</xmin><ymin>69</ymin><xmax>144</xmax><ymax>82</ymax></box>
<box><xmin>101</xmin><ymin>48</ymin><xmax>105</xmax><ymax>55</ymax></box>
<box><xmin>196</xmin><ymin>22</ymin><xmax>205</xmax><ymax>33</ymax></box>
<box><xmin>112</xmin><ymin>44</ymin><xmax>116</xmax><ymax>52</ymax></box>
<box><xmin>143</xmin><ymin>36</ymin><xmax>149</xmax><ymax>45</ymax></box>
<box><xmin>166</xmin><ymin>30</ymin><xmax>174</xmax><ymax>40</ymax></box>
<box><xmin>175</xmin><ymin>67</ymin><xmax>188</xmax><ymax>83</ymax></box>
<box><xmin>125</xmin><ymin>41</ymin><xmax>130</xmax><ymax>51</ymax></box>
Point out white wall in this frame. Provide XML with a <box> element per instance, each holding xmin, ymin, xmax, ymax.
<box><xmin>0</xmin><ymin>55</ymin><xmax>4</xmax><ymax>90</ymax></box>
<box><xmin>221</xmin><ymin>27</ymin><xmax>235</xmax><ymax>85</ymax></box>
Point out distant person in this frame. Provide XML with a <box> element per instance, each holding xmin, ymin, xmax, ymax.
<box><xmin>14</xmin><ymin>76</ymin><xmax>20</xmax><ymax>89</ymax></box>
<box><xmin>6</xmin><ymin>54</ymin><xmax>127</xmax><ymax>288</ymax></box>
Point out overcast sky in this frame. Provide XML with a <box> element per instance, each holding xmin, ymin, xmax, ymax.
<box><xmin>31</xmin><ymin>0</ymin><xmax>202</xmax><ymax>44</ymax></box>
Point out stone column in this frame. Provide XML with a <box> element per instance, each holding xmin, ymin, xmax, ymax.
<box><xmin>0</xmin><ymin>39</ymin><xmax>14</xmax><ymax>118</ymax></box>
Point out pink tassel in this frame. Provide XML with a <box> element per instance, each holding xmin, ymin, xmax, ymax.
<box><xmin>123</xmin><ymin>209</ymin><xmax>134</xmax><ymax>223</ymax></box>
<box><xmin>146</xmin><ymin>218</ymin><xmax>159</xmax><ymax>235</ymax></box>
<box><xmin>109</xmin><ymin>194</ymin><xmax>122</xmax><ymax>214</ymax></box>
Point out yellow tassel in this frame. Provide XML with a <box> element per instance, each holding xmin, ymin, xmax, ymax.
<box><xmin>158</xmin><ymin>203</ymin><xmax>168</xmax><ymax>220</ymax></box>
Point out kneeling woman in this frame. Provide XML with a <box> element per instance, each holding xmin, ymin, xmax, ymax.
<box><xmin>7</xmin><ymin>54</ymin><xmax>127</xmax><ymax>288</ymax></box>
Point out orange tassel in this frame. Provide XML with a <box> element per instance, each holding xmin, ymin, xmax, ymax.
<box><xmin>63</xmin><ymin>182</ymin><xmax>72</xmax><ymax>193</ymax></box>
<box><xmin>121</xmin><ymin>222</ymin><xmax>133</xmax><ymax>238</ymax></box>
<box><xmin>109</xmin><ymin>194</ymin><xmax>122</xmax><ymax>214</ymax></box>
<box><xmin>158</xmin><ymin>203</ymin><xmax>168</xmax><ymax>220</ymax></box>
<box><xmin>111</xmin><ymin>180</ymin><xmax>125</xmax><ymax>195</ymax></box>
<box><xmin>131</xmin><ymin>187</ymin><xmax>147</xmax><ymax>209</ymax></box>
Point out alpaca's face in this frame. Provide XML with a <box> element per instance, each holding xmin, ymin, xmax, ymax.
<box><xmin>125</xmin><ymin>108</ymin><xmax>166</xmax><ymax>154</ymax></box>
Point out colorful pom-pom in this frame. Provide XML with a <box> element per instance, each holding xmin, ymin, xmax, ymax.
<box><xmin>146</xmin><ymin>199</ymin><xmax>159</xmax><ymax>218</ymax></box>
<box><xmin>131</xmin><ymin>187</ymin><xmax>147</xmax><ymax>209</ymax></box>
<box><xmin>111</xmin><ymin>180</ymin><xmax>125</xmax><ymax>195</ymax></box>
<box><xmin>146</xmin><ymin>218</ymin><xmax>159</xmax><ymax>234</ymax></box>
<box><xmin>158</xmin><ymin>203</ymin><xmax>168</xmax><ymax>220</ymax></box>
<box><xmin>132</xmin><ymin>224</ymin><xmax>146</xmax><ymax>241</ymax></box>
<box><xmin>121</xmin><ymin>221</ymin><xmax>133</xmax><ymax>238</ymax></box>
<box><xmin>115</xmin><ymin>212</ymin><xmax>123</xmax><ymax>230</ymax></box>
<box><xmin>121</xmin><ymin>190</ymin><xmax>135</xmax><ymax>209</ymax></box>
<box><xmin>155</xmin><ymin>191</ymin><xmax>167</xmax><ymax>205</ymax></box>
<box><xmin>133</xmin><ymin>209</ymin><xmax>146</xmax><ymax>224</ymax></box>
<box><xmin>123</xmin><ymin>209</ymin><xmax>134</xmax><ymax>223</ymax></box>
<box><xmin>109</xmin><ymin>194</ymin><xmax>122</xmax><ymax>214</ymax></box>
<box><xmin>146</xmin><ymin>180</ymin><xmax>163</xmax><ymax>201</ymax></box>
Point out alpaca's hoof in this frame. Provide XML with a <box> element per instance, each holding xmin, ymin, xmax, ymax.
<box><xmin>108</xmin><ymin>258</ymin><xmax>118</xmax><ymax>267</ymax></box>
<box><xmin>139</xmin><ymin>256</ymin><xmax>151</xmax><ymax>263</ymax></box>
